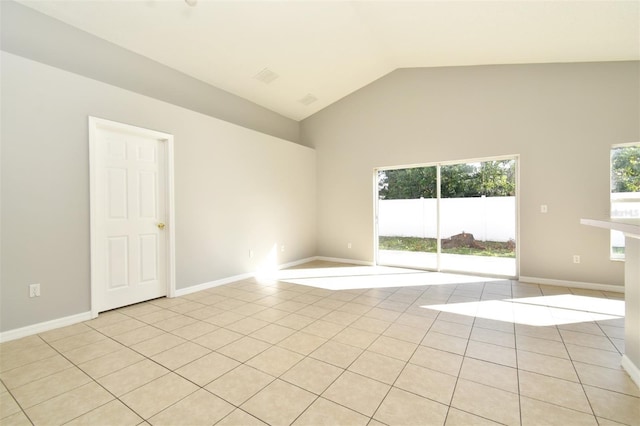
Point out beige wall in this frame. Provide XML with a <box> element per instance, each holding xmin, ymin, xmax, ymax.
<box><xmin>1</xmin><ymin>52</ymin><xmax>316</xmax><ymax>332</ymax></box>
<box><xmin>2</xmin><ymin>20</ymin><xmax>638</xmax><ymax>336</ymax></box>
<box><xmin>301</xmin><ymin>62</ymin><xmax>639</xmax><ymax>287</ymax></box>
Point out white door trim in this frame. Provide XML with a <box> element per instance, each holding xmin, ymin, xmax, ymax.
<box><xmin>89</xmin><ymin>116</ymin><xmax>175</xmax><ymax>318</ymax></box>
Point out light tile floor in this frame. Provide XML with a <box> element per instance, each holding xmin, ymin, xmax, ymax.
<box><xmin>1</xmin><ymin>261</ymin><xmax>639</xmax><ymax>426</ymax></box>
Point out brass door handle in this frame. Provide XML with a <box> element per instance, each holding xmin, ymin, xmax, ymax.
<box><xmin>157</xmin><ymin>223</ymin><xmax>165</xmax><ymax>230</ymax></box>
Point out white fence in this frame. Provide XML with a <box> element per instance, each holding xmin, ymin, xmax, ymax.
<box><xmin>378</xmin><ymin>196</ymin><xmax>515</xmax><ymax>242</ymax></box>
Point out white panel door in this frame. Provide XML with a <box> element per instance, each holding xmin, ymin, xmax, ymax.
<box><xmin>92</xmin><ymin>121</ymin><xmax>170</xmax><ymax>312</ymax></box>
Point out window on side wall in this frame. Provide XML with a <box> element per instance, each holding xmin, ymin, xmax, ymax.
<box><xmin>610</xmin><ymin>143</ymin><xmax>640</xmax><ymax>260</ymax></box>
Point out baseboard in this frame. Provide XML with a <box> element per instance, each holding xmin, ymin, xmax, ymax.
<box><xmin>315</xmin><ymin>256</ymin><xmax>375</xmax><ymax>266</ymax></box>
<box><xmin>621</xmin><ymin>355</ymin><xmax>640</xmax><ymax>388</ymax></box>
<box><xmin>174</xmin><ymin>272</ymin><xmax>256</xmax><ymax>297</ymax></box>
<box><xmin>175</xmin><ymin>257</ymin><xmax>320</xmax><ymax>297</ymax></box>
<box><xmin>0</xmin><ymin>311</ymin><xmax>92</xmax><ymax>343</ymax></box>
<box><xmin>0</xmin><ymin>258</ymin><xmax>319</xmax><ymax>342</ymax></box>
<box><xmin>278</xmin><ymin>257</ymin><xmax>319</xmax><ymax>269</ymax></box>
<box><xmin>519</xmin><ymin>276</ymin><xmax>624</xmax><ymax>293</ymax></box>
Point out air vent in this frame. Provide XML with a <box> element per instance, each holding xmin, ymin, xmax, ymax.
<box><xmin>298</xmin><ymin>94</ymin><xmax>318</xmax><ymax>106</ymax></box>
<box><xmin>254</xmin><ymin>68</ymin><xmax>279</xmax><ymax>84</ymax></box>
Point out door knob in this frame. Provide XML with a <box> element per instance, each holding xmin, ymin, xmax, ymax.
<box><xmin>157</xmin><ymin>223</ymin><xmax>165</xmax><ymax>230</ymax></box>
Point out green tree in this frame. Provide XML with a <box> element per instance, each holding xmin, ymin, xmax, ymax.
<box><xmin>378</xmin><ymin>167</ymin><xmax>437</xmax><ymax>199</ymax></box>
<box><xmin>612</xmin><ymin>146</ymin><xmax>640</xmax><ymax>193</ymax></box>
<box><xmin>440</xmin><ymin>163</ymin><xmax>478</xmax><ymax>198</ymax></box>
<box><xmin>477</xmin><ymin>160</ymin><xmax>516</xmax><ymax>197</ymax></box>
<box><xmin>379</xmin><ymin>159</ymin><xmax>515</xmax><ymax>199</ymax></box>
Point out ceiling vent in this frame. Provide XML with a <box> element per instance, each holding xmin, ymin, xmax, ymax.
<box><xmin>254</xmin><ymin>68</ymin><xmax>279</xmax><ymax>84</ymax></box>
<box><xmin>298</xmin><ymin>93</ymin><xmax>318</xmax><ymax>106</ymax></box>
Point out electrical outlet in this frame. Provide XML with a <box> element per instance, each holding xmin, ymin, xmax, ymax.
<box><xmin>29</xmin><ymin>283</ymin><xmax>40</xmax><ymax>298</ymax></box>
<box><xmin>348</xmin><ymin>242</ymin><xmax>352</xmax><ymax>249</ymax></box>
<box><xmin>249</xmin><ymin>249</ymin><xmax>254</xmax><ymax>259</ymax></box>
<box><xmin>573</xmin><ymin>255</ymin><xmax>581</xmax><ymax>264</ymax></box>
<box><xmin>281</xmin><ymin>245</ymin><xmax>285</xmax><ymax>252</ymax></box>
<box><xmin>540</xmin><ymin>205</ymin><xmax>548</xmax><ymax>213</ymax></box>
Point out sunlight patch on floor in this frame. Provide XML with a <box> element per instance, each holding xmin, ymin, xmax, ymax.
<box><xmin>422</xmin><ymin>295</ymin><xmax>624</xmax><ymax>326</ymax></box>
<box><xmin>276</xmin><ymin>266</ymin><xmax>501</xmax><ymax>290</ymax></box>
<box><xmin>505</xmin><ymin>294</ymin><xmax>624</xmax><ymax>316</ymax></box>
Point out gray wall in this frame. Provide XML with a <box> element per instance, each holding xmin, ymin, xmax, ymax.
<box><xmin>2</xmin><ymin>0</ymin><xmax>637</xmax><ymax>335</ymax></box>
<box><xmin>301</xmin><ymin>62</ymin><xmax>639</xmax><ymax>287</ymax></box>
<box><xmin>1</xmin><ymin>0</ymin><xmax>300</xmax><ymax>144</ymax></box>
<box><xmin>1</xmin><ymin>52</ymin><xmax>316</xmax><ymax>332</ymax></box>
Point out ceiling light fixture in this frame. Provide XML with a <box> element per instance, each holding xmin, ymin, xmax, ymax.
<box><xmin>185</xmin><ymin>0</ymin><xmax>197</xmax><ymax>7</ymax></box>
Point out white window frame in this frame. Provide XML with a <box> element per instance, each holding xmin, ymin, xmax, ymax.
<box><xmin>374</xmin><ymin>154</ymin><xmax>519</xmax><ymax>278</ymax></box>
<box><xmin>610</xmin><ymin>142</ymin><xmax>640</xmax><ymax>261</ymax></box>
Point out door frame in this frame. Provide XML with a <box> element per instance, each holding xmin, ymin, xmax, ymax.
<box><xmin>374</xmin><ymin>154</ymin><xmax>520</xmax><ymax>279</ymax></box>
<box><xmin>88</xmin><ymin>116</ymin><xmax>176</xmax><ymax>318</ymax></box>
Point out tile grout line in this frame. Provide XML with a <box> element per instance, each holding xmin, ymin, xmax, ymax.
<box><xmin>557</xmin><ymin>320</ymin><xmax>603</xmax><ymax>423</ymax></box>
<box><xmin>277</xmin><ymin>279</ymin><xmax>416</xmax><ymax>424</ymax></box>
<box><xmin>354</xmin><ymin>293</ymin><xmax>434</xmax><ymax>423</ymax></box>
<box><xmin>0</xmin><ymin>376</ymin><xmax>35</xmax><ymax>425</ymax></box>
<box><xmin>253</xmin><ymin>278</ymin><xmax>437</xmax><ymax>423</ymax></box>
<box><xmin>170</xmin><ymin>278</ymin><xmax>628</xmax><ymax>424</ymax></box>
<box><xmin>43</xmin><ymin>308</ymin><xmax>247</xmax><ymax>424</ymax></box>
<box><xmin>245</xmin><ymin>277</ymin><xmax>394</xmax><ymax>424</ymax></box>
<box><xmin>49</xmin><ymin>322</ymin><xmax>173</xmax><ymax>424</ymax></box>
<box><xmin>79</xmin><ymin>293</ymin><xmax>286</xmax><ymax>424</ymax></box>
<box><xmin>513</xmin><ymin>281</ymin><xmax>524</xmax><ymax>426</ymax></box>
<box><xmin>2</xmin><ymin>266</ymin><xmax>636</xmax><ymax>426</ymax></box>
<box><xmin>442</xmin><ymin>280</ymin><xmax>484</xmax><ymax>426</ymax></box>
<box><xmin>115</xmin><ymin>276</ymin><xmax>382</xmax><ymax>423</ymax></box>
<box><xmin>17</xmin><ymin>333</ymin><xmax>132</xmax><ymax>425</ymax></box>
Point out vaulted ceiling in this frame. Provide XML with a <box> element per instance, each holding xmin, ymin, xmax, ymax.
<box><xmin>19</xmin><ymin>0</ymin><xmax>640</xmax><ymax>121</ymax></box>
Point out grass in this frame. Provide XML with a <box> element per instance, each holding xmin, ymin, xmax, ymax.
<box><xmin>379</xmin><ymin>236</ymin><xmax>516</xmax><ymax>258</ymax></box>
<box><xmin>612</xmin><ymin>246</ymin><xmax>625</xmax><ymax>255</ymax></box>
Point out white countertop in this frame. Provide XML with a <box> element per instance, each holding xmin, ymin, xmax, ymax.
<box><xmin>580</xmin><ymin>218</ymin><xmax>640</xmax><ymax>238</ymax></box>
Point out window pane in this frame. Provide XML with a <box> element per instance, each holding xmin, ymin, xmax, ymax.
<box><xmin>610</xmin><ymin>144</ymin><xmax>640</xmax><ymax>259</ymax></box>
<box><xmin>441</xmin><ymin>160</ymin><xmax>515</xmax><ymax>198</ymax></box>
<box><xmin>611</xmin><ymin>230</ymin><xmax>625</xmax><ymax>259</ymax></box>
<box><xmin>440</xmin><ymin>160</ymin><xmax>516</xmax><ymax>276</ymax></box>
<box><xmin>377</xmin><ymin>167</ymin><xmax>438</xmax><ymax>269</ymax></box>
<box><xmin>377</xmin><ymin>158</ymin><xmax>517</xmax><ymax>276</ymax></box>
<box><xmin>378</xmin><ymin>167</ymin><xmax>437</xmax><ymax>200</ymax></box>
<box><xmin>611</xmin><ymin>146</ymin><xmax>640</xmax><ymax>194</ymax></box>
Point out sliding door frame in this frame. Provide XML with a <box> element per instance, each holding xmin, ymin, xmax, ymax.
<box><xmin>374</xmin><ymin>154</ymin><xmax>520</xmax><ymax>278</ymax></box>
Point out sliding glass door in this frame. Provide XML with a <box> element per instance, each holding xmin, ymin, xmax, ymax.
<box><xmin>377</xmin><ymin>166</ymin><xmax>439</xmax><ymax>270</ymax></box>
<box><xmin>376</xmin><ymin>157</ymin><xmax>517</xmax><ymax>277</ymax></box>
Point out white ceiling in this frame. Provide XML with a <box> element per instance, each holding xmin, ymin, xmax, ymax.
<box><xmin>19</xmin><ymin>0</ymin><xmax>640</xmax><ymax>121</ymax></box>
